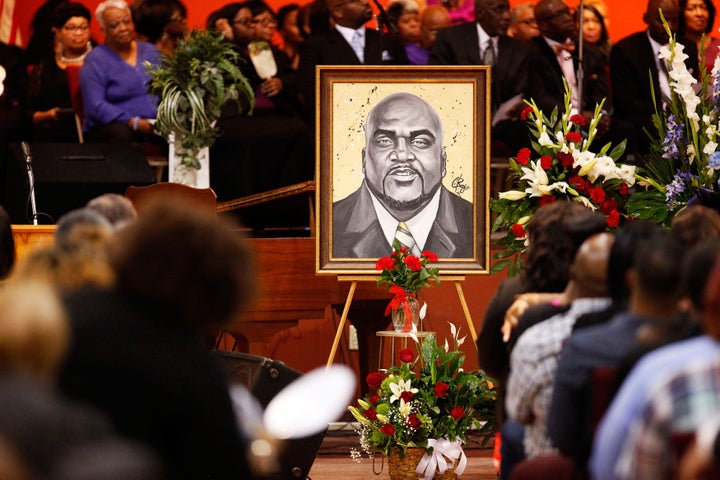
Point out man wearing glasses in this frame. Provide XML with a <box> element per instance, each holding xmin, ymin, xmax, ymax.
<box><xmin>507</xmin><ymin>2</ymin><xmax>540</xmax><ymax>43</ymax></box>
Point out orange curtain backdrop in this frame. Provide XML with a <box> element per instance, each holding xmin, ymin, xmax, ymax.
<box><xmin>15</xmin><ymin>0</ymin><xmax>665</xmax><ymax>47</ymax></box>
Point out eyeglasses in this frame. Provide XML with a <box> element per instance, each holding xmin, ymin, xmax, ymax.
<box><xmin>233</xmin><ymin>18</ymin><xmax>253</xmax><ymax>26</ymax></box>
<box><xmin>251</xmin><ymin>18</ymin><xmax>277</xmax><ymax>27</ymax></box>
<box><xmin>63</xmin><ymin>24</ymin><xmax>90</xmax><ymax>33</ymax></box>
<box><xmin>536</xmin><ymin>7</ymin><xmax>572</xmax><ymax>23</ymax></box>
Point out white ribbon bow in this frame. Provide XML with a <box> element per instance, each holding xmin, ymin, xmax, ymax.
<box><xmin>415</xmin><ymin>437</ymin><xmax>467</xmax><ymax>480</ymax></box>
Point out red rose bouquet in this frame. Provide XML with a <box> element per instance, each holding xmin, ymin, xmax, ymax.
<box><xmin>375</xmin><ymin>240</ymin><xmax>440</xmax><ymax>331</ymax></box>
<box><xmin>348</xmin><ymin>324</ymin><xmax>496</xmax><ymax>476</ymax></box>
<box><xmin>490</xmin><ymin>84</ymin><xmax>635</xmax><ymax>275</ymax></box>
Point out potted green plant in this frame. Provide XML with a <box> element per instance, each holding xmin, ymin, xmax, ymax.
<box><xmin>146</xmin><ymin>29</ymin><xmax>254</xmax><ymax>187</ymax></box>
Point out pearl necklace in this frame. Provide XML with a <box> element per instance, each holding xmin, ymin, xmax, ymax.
<box><xmin>60</xmin><ymin>42</ymin><xmax>92</xmax><ymax>64</ymax></box>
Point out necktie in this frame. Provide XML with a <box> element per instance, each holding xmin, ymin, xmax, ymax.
<box><xmin>351</xmin><ymin>30</ymin><xmax>364</xmax><ymax>63</ymax></box>
<box><xmin>395</xmin><ymin>222</ymin><xmax>421</xmax><ymax>256</ymax></box>
<box><xmin>552</xmin><ymin>42</ymin><xmax>576</xmax><ymax>58</ymax></box>
<box><xmin>482</xmin><ymin>39</ymin><xmax>495</xmax><ymax>66</ymax></box>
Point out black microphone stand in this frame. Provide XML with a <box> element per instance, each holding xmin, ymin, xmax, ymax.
<box><xmin>576</xmin><ymin>0</ymin><xmax>584</xmax><ymax>113</ymax></box>
<box><xmin>20</xmin><ymin>142</ymin><xmax>39</xmax><ymax>225</ymax></box>
<box><xmin>372</xmin><ymin>0</ymin><xmax>398</xmax><ymax>35</ymax></box>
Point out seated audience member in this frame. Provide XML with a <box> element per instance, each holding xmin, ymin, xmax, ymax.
<box><xmin>527</xmin><ymin>0</ymin><xmax>610</xmax><ymax>136</ymax></box>
<box><xmin>387</xmin><ymin>0</ymin><xmax>425</xmax><ymax>64</ymax></box>
<box><xmin>211</xmin><ymin>1</ymin><xmax>313</xmax><ymax>200</ymax></box>
<box><xmin>429</xmin><ymin>0</ymin><xmax>530</xmax><ymax>152</ymax></box>
<box><xmin>547</xmin><ymin>231</ymin><xmax>684</xmax><ymax>477</ymax></box>
<box><xmin>669</xmin><ymin>204</ymin><xmax>720</xmax><ymax>250</ymax></box>
<box><xmin>610</xmin><ymin>0</ymin><xmax>698</xmax><ymax>160</ymax></box>
<box><xmin>0</xmin><ymin>42</ymin><xmax>29</xmax><ymax>170</ymax></box>
<box><xmin>205</xmin><ymin>4</ymin><xmax>236</xmax><ymax>39</ymax></box>
<box><xmin>0</xmin><ymin>206</ymin><xmax>15</xmax><ymax>281</ymax></box>
<box><xmin>579</xmin><ymin>3</ymin><xmax>612</xmax><ymax>63</ymax></box>
<box><xmin>86</xmin><ymin>193</ymin><xmax>138</xmax><ymax>230</ymax></box>
<box><xmin>676</xmin><ymin>413</ymin><xmax>720</xmax><ymax>480</ymax></box>
<box><xmin>297</xmin><ymin>0</ymin><xmax>331</xmax><ymax>39</ymax></box>
<box><xmin>80</xmin><ymin>0</ymin><xmax>160</xmax><ymax>143</ymax></box>
<box><xmin>26</xmin><ymin>2</ymin><xmax>93</xmax><ymax>143</ymax></box>
<box><xmin>297</xmin><ymin>0</ymin><xmax>408</xmax><ymax>113</ymax></box>
<box><xmin>679</xmin><ymin>0</ymin><xmax>719</xmax><ymax>75</ymax></box>
<box><xmin>590</xmin><ymin>241</ymin><xmax>720</xmax><ymax>480</ymax></box>
<box><xmin>425</xmin><ymin>0</ymin><xmax>474</xmax><ymax>25</ymax></box>
<box><xmin>506</xmin><ymin>233</ymin><xmax>614</xmax><ymax>463</ymax></box>
<box><xmin>476</xmin><ymin>201</ymin><xmax>606</xmax><ymax>480</ymax></box>
<box><xmin>276</xmin><ymin>4</ymin><xmax>303</xmax><ymax>69</ymax></box>
<box><xmin>418</xmin><ymin>5</ymin><xmax>451</xmax><ymax>54</ymax></box>
<box><xmin>57</xmin><ymin>197</ymin><xmax>256</xmax><ymax>479</ymax></box>
<box><xmin>23</xmin><ymin>0</ymin><xmax>71</xmax><ymax>67</ymax></box>
<box><xmin>507</xmin><ymin>2</ymin><xmax>539</xmax><ymax>43</ymax></box>
<box><xmin>131</xmin><ymin>0</ymin><xmax>188</xmax><ymax>54</ymax></box>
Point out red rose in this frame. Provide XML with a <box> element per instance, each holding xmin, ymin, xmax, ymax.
<box><xmin>366</xmin><ymin>372</ymin><xmax>384</xmax><ymax>389</ymax></box>
<box><xmin>540</xmin><ymin>155</ymin><xmax>553</xmax><ymax>170</ymax></box>
<box><xmin>600</xmin><ymin>199</ymin><xmax>618</xmax><ymax>215</ymax></box>
<box><xmin>404</xmin><ymin>256</ymin><xmax>422</xmax><ymax>271</ymax></box>
<box><xmin>511</xmin><ymin>223</ymin><xmax>525</xmax><ymax>238</ymax></box>
<box><xmin>364</xmin><ymin>408</ymin><xmax>377</xmax><ymax>420</ymax></box>
<box><xmin>407</xmin><ymin>413</ymin><xmax>421</xmax><ymax>429</ymax></box>
<box><xmin>566</xmin><ymin>132</ymin><xmax>582</xmax><ymax>143</ymax></box>
<box><xmin>400</xmin><ymin>391</ymin><xmax>414</xmax><ymax>402</ymax></box>
<box><xmin>434</xmin><ymin>381</ymin><xmax>449</xmax><ymax>398</ymax></box>
<box><xmin>558</xmin><ymin>151</ymin><xmax>574</xmax><ymax>168</ymax></box>
<box><xmin>570</xmin><ymin>114</ymin><xmax>586</xmax><ymax>126</ymax></box>
<box><xmin>619</xmin><ymin>183</ymin><xmax>629</xmax><ymax>195</ymax></box>
<box><xmin>520</xmin><ymin>106</ymin><xmax>534</xmax><ymax>121</ymax></box>
<box><xmin>606</xmin><ymin>210</ymin><xmax>620</xmax><ymax>228</ymax></box>
<box><xmin>450</xmin><ymin>406</ymin><xmax>466</xmax><ymax>420</ymax></box>
<box><xmin>399</xmin><ymin>348</ymin><xmax>414</xmax><ymax>363</ymax></box>
<box><xmin>369</xmin><ymin>394</ymin><xmax>380</xmax><ymax>405</ymax></box>
<box><xmin>539</xmin><ymin>195</ymin><xmax>556</xmax><ymax>206</ymax></box>
<box><xmin>421</xmin><ymin>250</ymin><xmax>438</xmax><ymax>262</ymax></box>
<box><xmin>380</xmin><ymin>424</ymin><xmax>396</xmax><ymax>436</ymax></box>
<box><xmin>568</xmin><ymin>175</ymin><xmax>586</xmax><ymax>192</ymax></box>
<box><xmin>589</xmin><ymin>186</ymin><xmax>606</xmax><ymax>204</ymax></box>
<box><xmin>375</xmin><ymin>256</ymin><xmax>394</xmax><ymax>271</ymax></box>
<box><xmin>516</xmin><ymin>148</ymin><xmax>531</xmax><ymax>165</ymax></box>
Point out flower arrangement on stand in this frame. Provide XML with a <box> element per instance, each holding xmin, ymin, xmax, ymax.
<box><xmin>625</xmin><ymin>19</ymin><xmax>720</xmax><ymax>225</ymax></box>
<box><xmin>376</xmin><ymin>240</ymin><xmax>441</xmax><ymax>332</ymax></box>
<box><xmin>348</xmin><ymin>324</ymin><xmax>496</xmax><ymax>479</ymax></box>
<box><xmin>490</xmin><ymin>84</ymin><xmax>636</xmax><ymax>275</ymax></box>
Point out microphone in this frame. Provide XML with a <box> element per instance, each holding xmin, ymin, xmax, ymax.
<box><xmin>371</xmin><ymin>0</ymin><xmax>399</xmax><ymax>35</ymax></box>
<box><xmin>20</xmin><ymin>142</ymin><xmax>39</xmax><ymax>225</ymax></box>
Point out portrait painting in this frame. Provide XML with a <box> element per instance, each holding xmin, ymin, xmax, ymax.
<box><xmin>316</xmin><ymin>66</ymin><xmax>490</xmax><ymax>275</ymax></box>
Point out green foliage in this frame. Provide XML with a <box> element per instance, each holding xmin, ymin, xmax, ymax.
<box><xmin>145</xmin><ymin>29</ymin><xmax>254</xmax><ymax>169</ymax></box>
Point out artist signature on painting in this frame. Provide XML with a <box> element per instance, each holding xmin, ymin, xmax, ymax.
<box><xmin>452</xmin><ymin>175</ymin><xmax>469</xmax><ymax>195</ymax></box>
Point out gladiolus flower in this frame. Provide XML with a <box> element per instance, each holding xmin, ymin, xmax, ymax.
<box><xmin>520</xmin><ymin>106</ymin><xmax>534</xmax><ymax>120</ymax></box>
<box><xmin>570</xmin><ymin>114</ymin><xmax>586</xmax><ymax>126</ymax></box>
<box><xmin>619</xmin><ymin>184</ymin><xmax>629</xmax><ymax>195</ymax></box>
<box><xmin>540</xmin><ymin>155</ymin><xmax>553</xmax><ymax>170</ymax></box>
<box><xmin>558</xmin><ymin>151</ymin><xmax>574</xmax><ymax>167</ymax></box>
<box><xmin>566</xmin><ymin>132</ymin><xmax>582</xmax><ymax>143</ymax></box>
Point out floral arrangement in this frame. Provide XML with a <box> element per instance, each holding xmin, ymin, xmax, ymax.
<box><xmin>490</xmin><ymin>85</ymin><xmax>636</xmax><ymax>275</ymax></box>
<box><xmin>348</xmin><ymin>324</ymin><xmax>496</xmax><ymax>478</ymax></box>
<box><xmin>625</xmin><ymin>19</ymin><xmax>720</xmax><ymax>225</ymax></box>
<box><xmin>376</xmin><ymin>240</ymin><xmax>440</xmax><ymax>329</ymax></box>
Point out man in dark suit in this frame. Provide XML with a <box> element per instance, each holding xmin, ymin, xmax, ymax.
<box><xmin>298</xmin><ymin>0</ymin><xmax>409</xmax><ymax>113</ymax></box>
<box><xmin>428</xmin><ymin>0</ymin><xmax>529</xmax><ymax>152</ymax></box>
<box><xmin>527</xmin><ymin>0</ymin><xmax>611</xmax><ymax>134</ymax></box>
<box><xmin>610</xmin><ymin>0</ymin><xmax>698</xmax><ymax>160</ymax></box>
<box><xmin>333</xmin><ymin>92</ymin><xmax>473</xmax><ymax>258</ymax></box>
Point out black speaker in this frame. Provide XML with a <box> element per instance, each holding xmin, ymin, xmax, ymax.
<box><xmin>4</xmin><ymin>142</ymin><xmax>156</xmax><ymax>224</ymax></box>
<box><xmin>212</xmin><ymin>350</ymin><xmax>327</xmax><ymax>480</ymax></box>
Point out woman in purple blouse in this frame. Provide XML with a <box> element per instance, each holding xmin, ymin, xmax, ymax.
<box><xmin>80</xmin><ymin>0</ymin><xmax>160</xmax><ymax>142</ymax></box>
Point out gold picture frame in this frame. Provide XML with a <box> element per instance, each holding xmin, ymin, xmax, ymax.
<box><xmin>315</xmin><ymin>66</ymin><xmax>490</xmax><ymax>275</ymax></box>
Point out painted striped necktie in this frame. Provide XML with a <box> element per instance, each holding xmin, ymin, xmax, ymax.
<box><xmin>395</xmin><ymin>222</ymin><xmax>421</xmax><ymax>256</ymax></box>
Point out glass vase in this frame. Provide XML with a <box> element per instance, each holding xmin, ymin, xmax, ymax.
<box><xmin>392</xmin><ymin>296</ymin><xmax>420</xmax><ymax>333</ymax></box>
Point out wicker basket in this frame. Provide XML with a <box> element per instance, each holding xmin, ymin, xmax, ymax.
<box><xmin>386</xmin><ymin>448</ymin><xmax>458</xmax><ymax>480</ymax></box>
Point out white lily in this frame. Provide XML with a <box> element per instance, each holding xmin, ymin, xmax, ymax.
<box><xmin>389</xmin><ymin>378</ymin><xmax>418</xmax><ymax>403</ymax></box>
<box><xmin>498</xmin><ymin>190</ymin><xmax>527</xmax><ymax>201</ymax></box>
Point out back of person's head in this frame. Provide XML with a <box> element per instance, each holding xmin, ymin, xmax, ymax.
<box><xmin>569</xmin><ymin>232</ymin><xmax>614</xmax><ymax>298</ymax></box>
<box><xmin>523</xmin><ymin>200</ymin><xmax>607</xmax><ymax>292</ymax></box>
<box><xmin>25</xmin><ymin>0</ymin><xmax>69</xmax><ymax>65</ymax></box>
<box><xmin>109</xmin><ymin>198</ymin><xmax>255</xmax><ymax>332</ymax></box>
<box><xmin>0</xmin><ymin>206</ymin><xmax>16</xmax><ymax>281</ymax></box>
<box><xmin>54</xmin><ymin>208</ymin><xmax>113</xmax><ymax>252</ymax></box>
<box><xmin>700</xmin><ymin>253</ymin><xmax>720</xmax><ymax>339</ymax></box>
<box><xmin>206</xmin><ymin>2</ymin><xmax>244</xmax><ymax>31</ymax></box>
<box><xmin>51</xmin><ymin>2</ymin><xmax>92</xmax><ymax>28</ymax></box>
<box><xmin>670</xmin><ymin>204</ymin><xmax>720</xmax><ymax>249</ymax></box>
<box><xmin>245</xmin><ymin>0</ymin><xmax>274</xmax><ymax>17</ymax></box>
<box><xmin>277</xmin><ymin>3</ymin><xmax>299</xmax><ymax>31</ymax></box>
<box><xmin>298</xmin><ymin>0</ymin><xmax>330</xmax><ymax>38</ymax></box>
<box><xmin>86</xmin><ymin>194</ymin><xmax>137</xmax><ymax>230</ymax></box>
<box><xmin>633</xmin><ymin>232</ymin><xmax>685</xmax><ymax>302</ymax></box>
<box><xmin>52</xmin><ymin>439</ymin><xmax>165</xmax><ymax>480</ymax></box>
<box><xmin>682</xmin><ymin>240</ymin><xmax>720</xmax><ymax>314</ymax></box>
<box><xmin>0</xmin><ymin>281</ymin><xmax>68</xmax><ymax>380</ymax></box>
<box><xmin>607</xmin><ymin>219</ymin><xmax>664</xmax><ymax>305</ymax></box>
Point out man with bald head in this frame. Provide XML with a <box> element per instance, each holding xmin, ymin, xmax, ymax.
<box><xmin>505</xmin><ymin>232</ymin><xmax>614</xmax><ymax>469</ymax></box>
<box><xmin>418</xmin><ymin>5</ymin><xmax>451</xmax><ymax>56</ymax></box>
<box><xmin>332</xmin><ymin>92</ymin><xmax>473</xmax><ymax>258</ymax></box>
<box><xmin>298</xmin><ymin>0</ymin><xmax>409</xmax><ymax>113</ymax></box>
<box><xmin>610</xmin><ymin>0</ymin><xmax>698</xmax><ymax>160</ymax></box>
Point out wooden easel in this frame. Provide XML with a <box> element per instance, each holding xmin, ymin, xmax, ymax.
<box><xmin>325</xmin><ymin>275</ymin><xmax>478</xmax><ymax>367</ymax></box>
